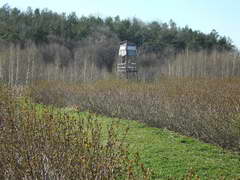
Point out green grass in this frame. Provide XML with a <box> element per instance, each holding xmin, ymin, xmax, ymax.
<box><xmin>71</xmin><ymin>111</ymin><xmax>240</xmax><ymax>180</ymax></box>
<box><xmin>42</xmin><ymin>106</ymin><xmax>240</xmax><ymax>179</ymax></box>
<box><xmin>3</xmin><ymin>85</ymin><xmax>240</xmax><ymax>179</ymax></box>
<box><xmin>112</xmin><ymin>119</ymin><xmax>240</xmax><ymax>179</ymax></box>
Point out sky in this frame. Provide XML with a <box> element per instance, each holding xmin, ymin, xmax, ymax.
<box><xmin>1</xmin><ymin>0</ymin><xmax>240</xmax><ymax>48</ymax></box>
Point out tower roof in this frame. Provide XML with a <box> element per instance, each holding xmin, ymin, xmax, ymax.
<box><xmin>120</xmin><ymin>40</ymin><xmax>136</xmax><ymax>46</ymax></box>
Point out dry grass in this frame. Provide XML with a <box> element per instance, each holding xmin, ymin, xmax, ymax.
<box><xmin>28</xmin><ymin>78</ymin><xmax>240</xmax><ymax>151</ymax></box>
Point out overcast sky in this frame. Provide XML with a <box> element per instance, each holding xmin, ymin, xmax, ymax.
<box><xmin>1</xmin><ymin>0</ymin><xmax>240</xmax><ymax>48</ymax></box>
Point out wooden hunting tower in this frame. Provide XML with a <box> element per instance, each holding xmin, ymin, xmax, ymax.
<box><xmin>117</xmin><ymin>41</ymin><xmax>137</xmax><ymax>78</ymax></box>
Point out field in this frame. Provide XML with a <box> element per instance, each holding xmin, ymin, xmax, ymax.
<box><xmin>99</xmin><ymin>115</ymin><xmax>240</xmax><ymax>179</ymax></box>
<box><xmin>30</xmin><ymin>78</ymin><xmax>240</xmax><ymax>151</ymax></box>
<box><xmin>1</xmin><ymin>78</ymin><xmax>240</xmax><ymax>179</ymax></box>
<box><xmin>0</xmin><ymin>86</ymin><xmax>151</xmax><ymax>179</ymax></box>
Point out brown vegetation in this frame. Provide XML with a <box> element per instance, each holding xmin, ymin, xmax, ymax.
<box><xmin>0</xmin><ymin>85</ymin><xmax>151</xmax><ymax>179</ymax></box>
<box><xmin>166</xmin><ymin>50</ymin><xmax>240</xmax><ymax>78</ymax></box>
<box><xmin>1</xmin><ymin>42</ymin><xmax>240</xmax><ymax>86</ymax></box>
<box><xmin>28</xmin><ymin>78</ymin><xmax>240</xmax><ymax>151</ymax></box>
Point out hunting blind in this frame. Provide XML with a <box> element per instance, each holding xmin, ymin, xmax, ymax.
<box><xmin>117</xmin><ymin>41</ymin><xmax>138</xmax><ymax>78</ymax></box>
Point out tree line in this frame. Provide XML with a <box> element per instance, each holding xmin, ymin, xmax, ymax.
<box><xmin>0</xmin><ymin>4</ymin><xmax>235</xmax><ymax>54</ymax></box>
<box><xmin>1</xmin><ymin>4</ymin><xmax>239</xmax><ymax>84</ymax></box>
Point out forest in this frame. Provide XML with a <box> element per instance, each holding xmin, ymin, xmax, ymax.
<box><xmin>0</xmin><ymin>4</ymin><xmax>234</xmax><ymax>51</ymax></box>
<box><xmin>0</xmin><ymin>4</ymin><xmax>239</xmax><ymax>84</ymax></box>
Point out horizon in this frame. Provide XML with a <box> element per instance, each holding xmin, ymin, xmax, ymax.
<box><xmin>1</xmin><ymin>0</ymin><xmax>240</xmax><ymax>49</ymax></box>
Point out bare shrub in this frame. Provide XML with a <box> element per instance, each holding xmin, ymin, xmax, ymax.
<box><xmin>29</xmin><ymin>79</ymin><xmax>240</xmax><ymax>151</ymax></box>
<box><xmin>0</xmin><ymin>84</ymin><xmax>151</xmax><ymax>179</ymax></box>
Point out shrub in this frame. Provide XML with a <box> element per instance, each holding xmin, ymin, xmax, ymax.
<box><xmin>0</xmin><ymin>85</ymin><xmax>151</xmax><ymax>179</ymax></box>
<box><xmin>28</xmin><ymin>78</ymin><xmax>240</xmax><ymax>151</ymax></box>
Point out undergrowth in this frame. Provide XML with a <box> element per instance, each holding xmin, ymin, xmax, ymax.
<box><xmin>28</xmin><ymin>78</ymin><xmax>240</xmax><ymax>151</ymax></box>
<box><xmin>0</xmin><ymin>85</ymin><xmax>151</xmax><ymax>179</ymax></box>
<box><xmin>1</xmin><ymin>79</ymin><xmax>240</xmax><ymax>179</ymax></box>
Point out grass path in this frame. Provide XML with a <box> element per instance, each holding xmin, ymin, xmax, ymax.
<box><xmin>61</xmin><ymin>106</ymin><xmax>240</xmax><ymax>179</ymax></box>
<box><xmin>95</xmin><ymin>115</ymin><xmax>240</xmax><ymax>179</ymax></box>
<box><xmin>8</xmin><ymin>94</ymin><xmax>240</xmax><ymax>179</ymax></box>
